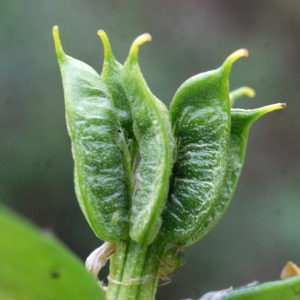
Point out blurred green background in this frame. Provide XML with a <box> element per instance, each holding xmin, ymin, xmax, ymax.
<box><xmin>1</xmin><ymin>1</ymin><xmax>299</xmax><ymax>299</ymax></box>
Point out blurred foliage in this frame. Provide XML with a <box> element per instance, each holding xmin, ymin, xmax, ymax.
<box><xmin>0</xmin><ymin>205</ymin><xmax>104</xmax><ymax>300</ymax></box>
<box><xmin>0</xmin><ymin>1</ymin><xmax>299</xmax><ymax>299</ymax></box>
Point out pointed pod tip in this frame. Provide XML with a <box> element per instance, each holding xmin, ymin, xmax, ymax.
<box><xmin>222</xmin><ymin>48</ymin><xmax>249</xmax><ymax>77</ymax></box>
<box><xmin>257</xmin><ymin>102</ymin><xmax>286</xmax><ymax>116</ymax></box>
<box><xmin>97</xmin><ymin>29</ymin><xmax>108</xmax><ymax>45</ymax></box>
<box><xmin>241</xmin><ymin>48</ymin><xmax>249</xmax><ymax>57</ymax></box>
<box><xmin>52</xmin><ymin>25</ymin><xmax>65</xmax><ymax>61</ymax></box>
<box><xmin>133</xmin><ymin>33</ymin><xmax>152</xmax><ymax>48</ymax></box>
<box><xmin>126</xmin><ymin>33</ymin><xmax>152</xmax><ymax>64</ymax></box>
<box><xmin>226</xmin><ymin>49</ymin><xmax>249</xmax><ymax>63</ymax></box>
<box><xmin>97</xmin><ymin>29</ymin><xmax>106</xmax><ymax>38</ymax></box>
<box><xmin>249</xmin><ymin>102</ymin><xmax>286</xmax><ymax>123</ymax></box>
<box><xmin>272</xmin><ymin>103</ymin><xmax>286</xmax><ymax>110</ymax></box>
<box><xmin>52</xmin><ymin>25</ymin><xmax>59</xmax><ymax>40</ymax></box>
<box><xmin>234</xmin><ymin>86</ymin><xmax>256</xmax><ymax>98</ymax></box>
<box><xmin>97</xmin><ymin>30</ymin><xmax>113</xmax><ymax>60</ymax></box>
<box><xmin>232</xmin><ymin>102</ymin><xmax>286</xmax><ymax>132</ymax></box>
<box><xmin>230</xmin><ymin>87</ymin><xmax>256</xmax><ymax>106</ymax></box>
<box><xmin>246</xmin><ymin>87</ymin><xmax>255</xmax><ymax>98</ymax></box>
<box><xmin>232</xmin><ymin>48</ymin><xmax>249</xmax><ymax>59</ymax></box>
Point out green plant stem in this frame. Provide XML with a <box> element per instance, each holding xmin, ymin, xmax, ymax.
<box><xmin>107</xmin><ymin>236</ymin><xmax>167</xmax><ymax>300</ymax></box>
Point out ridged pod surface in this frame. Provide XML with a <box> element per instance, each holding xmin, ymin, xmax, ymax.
<box><xmin>161</xmin><ymin>50</ymin><xmax>248</xmax><ymax>246</ymax></box>
<box><xmin>98</xmin><ymin>30</ymin><xmax>138</xmax><ymax>168</ymax></box>
<box><xmin>53</xmin><ymin>27</ymin><xmax>131</xmax><ymax>242</ymax></box>
<box><xmin>185</xmin><ymin>90</ymin><xmax>286</xmax><ymax>246</ymax></box>
<box><xmin>122</xmin><ymin>34</ymin><xmax>175</xmax><ymax>245</ymax></box>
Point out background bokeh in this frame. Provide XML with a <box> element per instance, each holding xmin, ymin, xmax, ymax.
<box><xmin>1</xmin><ymin>1</ymin><xmax>300</xmax><ymax>299</ymax></box>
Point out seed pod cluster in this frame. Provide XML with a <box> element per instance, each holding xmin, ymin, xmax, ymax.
<box><xmin>53</xmin><ymin>27</ymin><xmax>285</xmax><ymax>248</ymax></box>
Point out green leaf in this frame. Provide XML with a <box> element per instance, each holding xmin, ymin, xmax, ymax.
<box><xmin>0</xmin><ymin>205</ymin><xmax>104</xmax><ymax>300</ymax></box>
<box><xmin>221</xmin><ymin>276</ymin><xmax>300</xmax><ymax>299</ymax></box>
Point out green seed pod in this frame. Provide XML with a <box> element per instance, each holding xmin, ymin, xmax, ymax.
<box><xmin>161</xmin><ymin>49</ymin><xmax>248</xmax><ymax>246</ymax></box>
<box><xmin>98</xmin><ymin>30</ymin><xmax>138</xmax><ymax>168</ymax></box>
<box><xmin>122</xmin><ymin>34</ymin><xmax>175</xmax><ymax>245</ymax></box>
<box><xmin>157</xmin><ymin>246</ymin><xmax>186</xmax><ymax>280</ymax></box>
<box><xmin>184</xmin><ymin>94</ymin><xmax>285</xmax><ymax>246</ymax></box>
<box><xmin>53</xmin><ymin>27</ymin><xmax>131</xmax><ymax>242</ymax></box>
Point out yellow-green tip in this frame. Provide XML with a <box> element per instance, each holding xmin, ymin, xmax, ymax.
<box><xmin>97</xmin><ymin>30</ymin><xmax>113</xmax><ymax>60</ymax></box>
<box><xmin>257</xmin><ymin>103</ymin><xmax>286</xmax><ymax>116</ymax></box>
<box><xmin>230</xmin><ymin>86</ymin><xmax>256</xmax><ymax>106</ymax></box>
<box><xmin>232</xmin><ymin>103</ymin><xmax>286</xmax><ymax>133</ymax></box>
<box><xmin>52</xmin><ymin>26</ymin><xmax>65</xmax><ymax>62</ymax></box>
<box><xmin>133</xmin><ymin>33</ymin><xmax>152</xmax><ymax>47</ymax></box>
<box><xmin>248</xmin><ymin>102</ymin><xmax>286</xmax><ymax>126</ymax></box>
<box><xmin>226</xmin><ymin>49</ymin><xmax>249</xmax><ymax>64</ymax></box>
<box><xmin>127</xmin><ymin>33</ymin><xmax>152</xmax><ymax>62</ymax></box>
<box><xmin>222</xmin><ymin>48</ymin><xmax>248</xmax><ymax>77</ymax></box>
